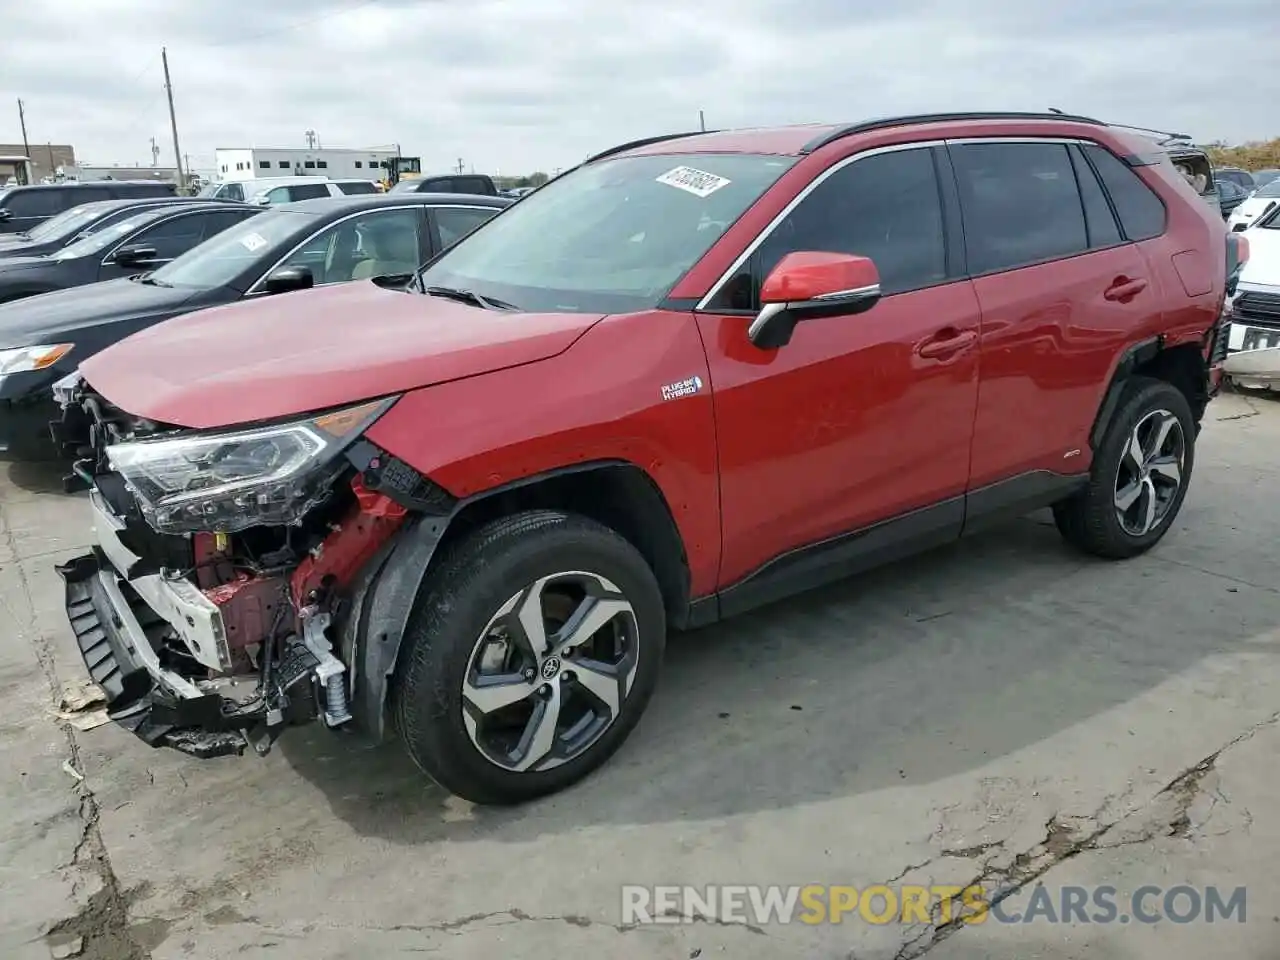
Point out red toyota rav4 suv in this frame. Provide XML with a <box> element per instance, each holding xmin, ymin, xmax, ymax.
<box><xmin>56</xmin><ymin>112</ymin><xmax>1247</xmax><ymax>804</ymax></box>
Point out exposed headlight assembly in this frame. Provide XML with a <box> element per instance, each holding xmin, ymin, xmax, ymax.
<box><xmin>105</xmin><ymin>397</ymin><xmax>396</xmax><ymax>534</ymax></box>
<box><xmin>0</xmin><ymin>343</ymin><xmax>73</xmax><ymax>377</ymax></box>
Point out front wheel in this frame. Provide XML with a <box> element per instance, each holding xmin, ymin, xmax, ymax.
<box><xmin>1054</xmin><ymin>376</ymin><xmax>1195</xmax><ymax>559</ymax></box>
<box><xmin>393</xmin><ymin>510</ymin><xmax>666</xmax><ymax>804</ymax></box>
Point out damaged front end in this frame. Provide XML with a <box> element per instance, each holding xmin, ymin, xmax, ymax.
<box><xmin>54</xmin><ymin>376</ymin><xmax>454</xmax><ymax>759</ymax></box>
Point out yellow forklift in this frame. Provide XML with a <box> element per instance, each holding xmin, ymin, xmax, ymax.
<box><xmin>380</xmin><ymin>156</ymin><xmax>422</xmax><ymax>191</ymax></box>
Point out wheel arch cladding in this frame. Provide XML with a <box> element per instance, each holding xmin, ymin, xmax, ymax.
<box><xmin>343</xmin><ymin>460</ymin><xmax>691</xmax><ymax>741</ymax></box>
<box><xmin>1090</xmin><ymin>338</ymin><xmax>1207</xmax><ymax>450</ymax></box>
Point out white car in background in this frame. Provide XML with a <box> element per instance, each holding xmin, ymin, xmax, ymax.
<box><xmin>1227</xmin><ymin>177</ymin><xmax>1280</xmax><ymax>232</ymax></box>
<box><xmin>1223</xmin><ymin>206</ymin><xmax>1280</xmax><ymax>389</ymax></box>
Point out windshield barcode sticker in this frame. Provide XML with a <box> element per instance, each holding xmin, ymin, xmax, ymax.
<box><xmin>655</xmin><ymin>166</ymin><xmax>732</xmax><ymax>198</ymax></box>
<box><xmin>240</xmin><ymin>233</ymin><xmax>267</xmax><ymax>252</ymax></box>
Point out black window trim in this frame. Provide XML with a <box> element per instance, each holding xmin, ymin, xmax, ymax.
<box><xmin>695</xmin><ymin>139</ymin><xmax>956</xmax><ymax>315</ymax></box>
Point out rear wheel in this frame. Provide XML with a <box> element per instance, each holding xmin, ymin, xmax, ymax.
<box><xmin>1054</xmin><ymin>376</ymin><xmax>1194</xmax><ymax>559</ymax></box>
<box><xmin>393</xmin><ymin>510</ymin><xmax>665</xmax><ymax>804</ymax></box>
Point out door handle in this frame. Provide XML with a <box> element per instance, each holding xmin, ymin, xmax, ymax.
<box><xmin>917</xmin><ymin>329</ymin><xmax>977</xmax><ymax>359</ymax></box>
<box><xmin>1104</xmin><ymin>276</ymin><xmax>1148</xmax><ymax>302</ymax></box>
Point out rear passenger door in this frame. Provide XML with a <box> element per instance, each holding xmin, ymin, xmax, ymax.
<box><xmin>951</xmin><ymin>139</ymin><xmax>1158</xmax><ymax>491</ymax></box>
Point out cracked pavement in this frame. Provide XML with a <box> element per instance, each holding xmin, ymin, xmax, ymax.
<box><xmin>2</xmin><ymin>389</ymin><xmax>1279</xmax><ymax>959</ymax></box>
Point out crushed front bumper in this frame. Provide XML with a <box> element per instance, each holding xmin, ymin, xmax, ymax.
<box><xmin>57</xmin><ymin>491</ymin><xmax>326</xmax><ymax>759</ymax></box>
<box><xmin>58</xmin><ymin>552</ymin><xmax>255</xmax><ymax>758</ymax></box>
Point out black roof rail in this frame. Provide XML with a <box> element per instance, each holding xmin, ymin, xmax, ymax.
<box><xmin>585</xmin><ymin>130</ymin><xmax>718</xmax><ymax>164</ymax></box>
<box><xmin>1050</xmin><ymin>108</ymin><xmax>1191</xmax><ymax>146</ymax></box>
<box><xmin>799</xmin><ymin>111</ymin><xmax>1105</xmax><ymax>154</ymax></box>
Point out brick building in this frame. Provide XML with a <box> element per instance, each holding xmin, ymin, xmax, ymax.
<box><xmin>0</xmin><ymin>143</ymin><xmax>76</xmax><ymax>182</ymax></box>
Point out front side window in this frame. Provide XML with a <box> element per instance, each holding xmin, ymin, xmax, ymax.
<box><xmin>263</xmin><ymin>186</ymin><xmax>292</xmax><ymax>204</ymax></box>
<box><xmin>952</xmin><ymin>141</ymin><xmax>1088</xmax><ymax>274</ymax></box>
<box><xmin>276</xmin><ymin>208</ymin><xmax>422</xmax><ymax>284</ymax></box>
<box><xmin>421</xmin><ymin>152</ymin><xmax>796</xmax><ymax>313</ymax></box>
<box><xmin>337</xmin><ymin>180</ymin><xmax>378</xmax><ymax>195</ymax></box>
<box><xmin>118</xmin><ymin>212</ymin><xmax>209</xmax><ymax>261</ymax></box>
<box><xmin>709</xmin><ymin>147</ymin><xmax>947</xmax><ymax>312</ymax></box>
<box><xmin>149</xmin><ymin>210</ymin><xmax>319</xmax><ymax>288</ymax></box>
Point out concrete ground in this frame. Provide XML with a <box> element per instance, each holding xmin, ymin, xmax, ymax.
<box><xmin>2</xmin><ymin>389</ymin><xmax>1279</xmax><ymax>960</ymax></box>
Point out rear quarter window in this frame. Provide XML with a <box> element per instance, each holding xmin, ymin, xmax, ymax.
<box><xmin>1082</xmin><ymin>144</ymin><xmax>1167</xmax><ymax>242</ymax></box>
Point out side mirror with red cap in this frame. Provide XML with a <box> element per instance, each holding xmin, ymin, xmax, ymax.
<box><xmin>747</xmin><ymin>251</ymin><xmax>882</xmax><ymax>349</ymax></box>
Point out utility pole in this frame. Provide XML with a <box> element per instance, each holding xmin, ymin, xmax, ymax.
<box><xmin>17</xmin><ymin>98</ymin><xmax>30</xmax><ymax>159</ymax></box>
<box><xmin>699</xmin><ymin>109</ymin><xmax>706</xmax><ymax>132</ymax></box>
<box><xmin>305</xmin><ymin>129</ymin><xmax>317</xmax><ymax>149</ymax></box>
<box><xmin>456</xmin><ymin>157</ymin><xmax>464</xmax><ymax>175</ymax></box>
<box><xmin>149</xmin><ymin>137</ymin><xmax>160</xmax><ymax>166</ymax></box>
<box><xmin>162</xmin><ymin>48</ymin><xmax>186</xmax><ymax>191</ymax></box>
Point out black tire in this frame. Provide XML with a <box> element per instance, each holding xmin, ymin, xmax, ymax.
<box><xmin>1054</xmin><ymin>376</ymin><xmax>1195</xmax><ymax>559</ymax></box>
<box><xmin>392</xmin><ymin>510</ymin><xmax>666</xmax><ymax>804</ymax></box>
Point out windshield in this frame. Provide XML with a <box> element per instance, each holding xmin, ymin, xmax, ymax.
<box><xmin>1253</xmin><ymin>179</ymin><xmax>1280</xmax><ymax>199</ymax></box>
<box><xmin>420</xmin><ymin>152</ymin><xmax>796</xmax><ymax>313</ymax></box>
<box><xmin>52</xmin><ymin>214</ymin><xmax>155</xmax><ymax>260</ymax></box>
<box><xmin>149</xmin><ymin>209</ymin><xmax>311</xmax><ymax>288</ymax></box>
<box><xmin>24</xmin><ymin>201</ymin><xmax>115</xmax><ymax>242</ymax></box>
<box><xmin>195</xmin><ymin>182</ymin><xmax>225</xmax><ymax>199</ymax></box>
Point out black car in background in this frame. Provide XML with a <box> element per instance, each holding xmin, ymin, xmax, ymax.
<box><xmin>0</xmin><ymin>181</ymin><xmax>177</xmax><ymax>234</ymax></box>
<box><xmin>0</xmin><ymin>197</ymin><xmax>244</xmax><ymax>259</ymax></box>
<box><xmin>0</xmin><ymin>192</ymin><xmax>510</xmax><ymax>457</ymax></box>
<box><xmin>1215</xmin><ymin>166</ymin><xmax>1256</xmax><ymax>192</ymax></box>
<box><xmin>1216</xmin><ymin>178</ymin><xmax>1252</xmax><ymax>219</ymax></box>
<box><xmin>389</xmin><ymin>173</ymin><xmax>499</xmax><ymax>196</ymax></box>
<box><xmin>0</xmin><ymin>202</ymin><xmax>261</xmax><ymax>304</ymax></box>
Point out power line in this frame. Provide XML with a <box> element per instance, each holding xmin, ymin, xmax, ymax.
<box><xmin>197</xmin><ymin>0</ymin><xmax>382</xmax><ymax>50</ymax></box>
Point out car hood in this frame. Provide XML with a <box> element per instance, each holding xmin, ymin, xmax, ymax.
<box><xmin>0</xmin><ymin>255</ymin><xmax>49</xmax><ymax>272</ymax></box>
<box><xmin>0</xmin><ymin>234</ymin><xmax>37</xmax><ymax>251</ymax></box>
<box><xmin>1231</xmin><ymin>196</ymin><xmax>1279</xmax><ymax>225</ymax></box>
<box><xmin>80</xmin><ymin>280</ymin><xmax>606</xmax><ymax>429</ymax></box>
<box><xmin>0</xmin><ymin>276</ymin><xmax>200</xmax><ymax>346</ymax></box>
<box><xmin>1238</xmin><ymin>227</ymin><xmax>1280</xmax><ymax>286</ymax></box>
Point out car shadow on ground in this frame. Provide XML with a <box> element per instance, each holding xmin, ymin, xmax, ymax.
<box><xmin>275</xmin><ymin>511</ymin><xmax>1277</xmax><ymax>844</ymax></box>
<box><xmin>3</xmin><ymin>456</ymin><xmax>71</xmax><ymax>495</ymax></box>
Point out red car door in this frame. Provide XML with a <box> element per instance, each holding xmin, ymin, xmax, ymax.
<box><xmin>950</xmin><ymin>139</ymin><xmax>1164</xmax><ymax>491</ymax></box>
<box><xmin>694</xmin><ymin>145</ymin><xmax>981</xmax><ymax>601</ymax></box>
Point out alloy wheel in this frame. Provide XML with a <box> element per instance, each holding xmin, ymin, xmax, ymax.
<box><xmin>1114</xmin><ymin>408</ymin><xmax>1185</xmax><ymax>537</ymax></box>
<box><xmin>461</xmin><ymin>571</ymin><xmax>640</xmax><ymax>773</ymax></box>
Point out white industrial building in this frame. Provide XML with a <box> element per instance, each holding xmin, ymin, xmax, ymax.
<box><xmin>212</xmin><ymin>147</ymin><xmax>400</xmax><ymax>182</ymax></box>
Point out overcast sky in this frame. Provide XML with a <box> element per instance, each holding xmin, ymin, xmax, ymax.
<box><xmin>1</xmin><ymin>0</ymin><xmax>1275</xmax><ymax>178</ymax></box>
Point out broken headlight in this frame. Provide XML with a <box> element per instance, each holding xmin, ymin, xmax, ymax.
<box><xmin>105</xmin><ymin>398</ymin><xmax>396</xmax><ymax>534</ymax></box>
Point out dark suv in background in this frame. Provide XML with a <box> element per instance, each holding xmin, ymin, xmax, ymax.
<box><xmin>0</xmin><ymin>181</ymin><xmax>177</xmax><ymax>234</ymax></box>
<box><xmin>389</xmin><ymin>173</ymin><xmax>498</xmax><ymax>196</ymax></box>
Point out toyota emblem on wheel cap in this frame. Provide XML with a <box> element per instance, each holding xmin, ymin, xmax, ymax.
<box><xmin>540</xmin><ymin>657</ymin><xmax>562</xmax><ymax>680</ymax></box>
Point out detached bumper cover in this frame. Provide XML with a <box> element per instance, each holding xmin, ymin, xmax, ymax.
<box><xmin>58</xmin><ymin>552</ymin><xmax>250</xmax><ymax>758</ymax></box>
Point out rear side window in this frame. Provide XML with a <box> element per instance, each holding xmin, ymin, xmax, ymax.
<box><xmin>70</xmin><ymin>187</ymin><xmax>112</xmax><ymax>204</ymax></box>
<box><xmin>290</xmin><ymin>183</ymin><xmax>331</xmax><ymax>201</ymax></box>
<box><xmin>5</xmin><ymin>188</ymin><xmax>66</xmax><ymax>217</ymax></box>
<box><xmin>1082</xmin><ymin>144</ymin><xmax>1167</xmax><ymax>241</ymax></box>
<box><xmin>1068</xmin><ymin>146</ymin><xmax>1122</xmax><ymax>248</ymax></box>
<box><xmin>337</xmin><ymin>180</ymin><xmax>378</xmax><ymax>195</ymax></box>
<box><xmin>951</xmin><ymin>142</ymin><xmax>1087</xmax><ymax>274</ymax></box>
